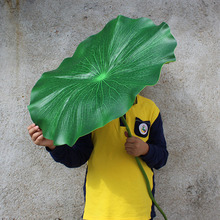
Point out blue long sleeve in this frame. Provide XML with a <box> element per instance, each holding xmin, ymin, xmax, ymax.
<box><xmin>47</xmin><ymin>133</ymin><xmax>93</xmax><ymax>168</ymax></box>
<box><xmin>140</xmin><ymin>113</ymin><xmax>168</xmax><ymax>169</ymax></box>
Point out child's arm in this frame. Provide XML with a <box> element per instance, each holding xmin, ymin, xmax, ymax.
<box><xmin>28</xmin><ymin>124</ymin><xmax>94</xmax><ymax>168</ymax></box>
<box><xmin>124</xmin><ymin>113</ymin><xmax>168</xmax><ymax>169</ymax></box>
<box><xmin>46</xmin><ymin>134</ymin><xmax>93</xmax><ymax>168</ymax></box>
<box><xmin>140</xmin><ymin>113</ymin><xmax>168</xmax><ymax>169</ymax></box>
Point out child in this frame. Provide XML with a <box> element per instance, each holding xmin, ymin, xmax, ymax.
<box><xmin>28</xmin><ymin>94</ymin><xmax>168</xmax><ymax>220</ymax></box>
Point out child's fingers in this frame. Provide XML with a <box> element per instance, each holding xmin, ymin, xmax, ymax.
<box><xmin>27</xmin><ymin>123</ymin><xmax>35</xmax><ymax>130</ymax></box>
<box><xmin>32</xmin><ymin>131</ymin><xmax>43</xmax><ymax>141</ymax></box>
<box><xmin>125</xmin><ymin>147</ymin><xmax>135</xmax><ymax>156</ymax></box>
<box><xmin>34</xmin><ymin>134</ymin><xmax>44</xmax><ymax>145</ymax></box>
<box><xmin>28</xmin><ymin>126</ymin><xmax>41</xmax><ymax>136</ymax></box>
<box><xmin>125</xmin><ymin>136</ymin><xmax>137</xmax><ymax>144</ymax></box>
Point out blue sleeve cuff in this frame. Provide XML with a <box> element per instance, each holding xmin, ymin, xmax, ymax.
<box><xmin>45</xmin><ymin>145</ymin><xmax>65</xmax><ymax>153</ymax></box>
<box><xmin>45</xmin><ymin>134</ymin><xmax>93</xmax><ymax>168</ymax></box>
<box><xmin>140</xmin><ymin>144</ymin><xmax>155</xmax><ymax>164</ymax></box>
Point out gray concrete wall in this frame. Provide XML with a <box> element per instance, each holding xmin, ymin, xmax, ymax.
<box><xmin>0</xmin><ymin>0</ymin><xmax>219</xmax><ymax>219</ymax></box>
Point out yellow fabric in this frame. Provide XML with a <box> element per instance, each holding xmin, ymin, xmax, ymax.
<box><xmin>83</xmin><ymin>95</ymin><xmax>160</xmax><ymax>220</ymax></box>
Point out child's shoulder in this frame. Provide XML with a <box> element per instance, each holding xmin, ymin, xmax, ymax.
<box><xmin>136</xmin><ymin>95</ymin><xmax>160</xmax><ymax>122</ymax></box>
<box><xmin>137</xmin><ymin>94</ymin><xmax>158</xmax><ymax>109</ymax></box>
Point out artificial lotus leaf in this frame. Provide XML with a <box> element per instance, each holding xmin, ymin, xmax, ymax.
<box><xmin>28</xmin><ymin>15</ymin><xmax>177</xmax><ymax>146</ymax></box>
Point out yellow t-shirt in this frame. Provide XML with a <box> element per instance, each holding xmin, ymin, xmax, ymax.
<box><xmin>83</xmin><ymin>95</ymin><xmax>160</xmax><ymax>220</ymax></box>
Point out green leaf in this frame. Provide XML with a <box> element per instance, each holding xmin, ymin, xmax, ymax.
<box><xmin>28</xmin><ymin>15</ymin><xmax>177</xmax><ymax>146</ymax></box>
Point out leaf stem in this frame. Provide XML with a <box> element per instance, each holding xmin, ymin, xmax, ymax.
<box><xmin>120</xmin><ymin>115</ymin><xmax>168</xmax><ymax>220</ymax></box>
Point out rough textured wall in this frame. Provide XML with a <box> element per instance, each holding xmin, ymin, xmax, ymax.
<box><xmin>0</xmin><ymin>0</ymin><xmax>219</xmax><ymax>219</ymax></box>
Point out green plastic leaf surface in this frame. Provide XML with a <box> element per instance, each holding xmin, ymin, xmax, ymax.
<box><xmin>28</xmin><ymin>15</ymin><xmax>177</xmax><ymax>146</ymax></box>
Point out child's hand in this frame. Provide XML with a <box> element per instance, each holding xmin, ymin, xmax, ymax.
<box><xmin>27</xmin><ymin>123</ymin><xmax>56</xmax><ymax>150</ymax></box>
<box><xmin>124</xmin><ymin>131</ymin><xmax>149</xmax><ymax>157</ymax></box>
